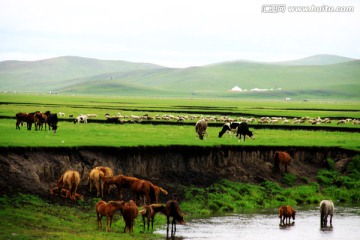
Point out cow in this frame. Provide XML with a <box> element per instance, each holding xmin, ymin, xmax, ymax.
<box><xmin>195</xmin><ymin>119</ymin><xmax>208</xmax><ymax>140</ymax></box>
<box><xmin>74</xmin><ymin>115</ymin><xmax>88</xmax><ymax>124</ymax></box>
<box><xmin>236</xmin><ymin>122</ymin><xmax>255</xmax><ymax>141</ymax></box>
<box><xmin>218</xmin><ymin>122</ymin><xmax>241</xmax><ymax>138</ymax></box>
<box><xmin>47</xmin><ymin>113</ymin><xmax>59</xmax><ymax>133</ymax></box>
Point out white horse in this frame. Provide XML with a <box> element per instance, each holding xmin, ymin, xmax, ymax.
<box><xmin>320</xmin><ymin>200</ymin><xmax>334</xmax><ymax>227</ymax></box>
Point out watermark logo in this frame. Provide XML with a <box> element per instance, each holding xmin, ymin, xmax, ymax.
<box><xmin>261</xmin><ymin>4</ymin><xmax>354</xmax><ymax>13</ymax></box>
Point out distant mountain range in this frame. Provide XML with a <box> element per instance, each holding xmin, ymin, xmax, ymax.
<box><xmin>0</xmin><ymin>54</ymin><xmax>359</xmax><ymax>99</ymax></box>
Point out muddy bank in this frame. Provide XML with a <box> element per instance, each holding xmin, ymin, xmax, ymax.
<box><xmin>0</xmin><ymin>146</ymin><xmax>358</xmax><ymax>199</ymax></box>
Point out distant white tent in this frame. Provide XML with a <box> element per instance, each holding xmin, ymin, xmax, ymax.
<box><xmin>229</xmin><ymin>86</ymin><xmax>245</xmax><ymax>92</ymax></box>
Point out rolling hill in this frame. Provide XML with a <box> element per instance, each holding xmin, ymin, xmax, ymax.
<box><xmin>0</xmin><ymin>54</ymin><xmax>359</xmax><ymax>99</ymax></box>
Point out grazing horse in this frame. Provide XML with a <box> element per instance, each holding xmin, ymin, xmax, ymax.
<box><xmin>195</xmin><ymin>119</ymin><xmax>208</xmax><ymax>140</ymax></box>
<box><xmin>56</xmin><ymin>170</ymin><xmax>80</xmax><ymax>199</ymax></box>
<box><xmin>165</xmin><ymin>199</ymin><xmax>186</xmax><ymax>237</ymax></box>
<box><xmin>122</xmin><ymin>200</ymin><xmax>139</xmax><ymax>233</ymax></box>
<box><xmin>279</xmin><ymin>206</ymin><xmax>296</xmax><ymax>225</ymax></box>
<box><xmin>140</xmin><ymin>204</ymin><xmax>166</xmax><ymax>231</ymax></box>
<box><xmin>89</xmin><ymin>168</ymin><xmax>105</xmax><ymax>197</ymax></box>
<box><xmin>96</xmin><ymin>200</ymin><xmax>125</xmax><ymax>232</ymax></box>
<box><xmin>273</xmin><ymin>151</ymin><xmax>292</xmax><ymax>173</ymax></box>
<box><xmin>236</xmin><ymin>122</ymin><xmax>254</xmax><ymax>141</ymax></box>
<box><xmin>15</xmin><ymin>112</ymin><xmax>28</xmax><ymax>130</ymax></box>
<box><xmin>320</xmin><ymin>200</ymin><xmax>334</xmax><ymax>227</ymax></box>
<box><xmin>218</xmin><ymin>122</ymin><xmax>240</xmax><ymax>138</ymax></box>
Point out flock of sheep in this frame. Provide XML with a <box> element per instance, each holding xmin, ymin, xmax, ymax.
<box><xmin>63</xmin><ymin>112</ymin><xmax>360</xmax><ymax>126</ymax></box>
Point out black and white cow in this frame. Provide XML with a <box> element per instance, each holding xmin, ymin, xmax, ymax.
<box><xmin>195</xmin><ymin>119</ymin><xmax>208</xmax><ymax>140</ymax></box>
<box><xmin>236</xmin><ymin>122</ymin><xmax>255</xmax><ymax>141</ymax></box>
<box><xmin>74</xmin><ymin>115</ymin><xmax>88</xmax><ymax>124</ymax></box>
<box><xmin>218</xmin><ymin>122</ymin><xmax>241</xmax><ymax>138</ymax></box>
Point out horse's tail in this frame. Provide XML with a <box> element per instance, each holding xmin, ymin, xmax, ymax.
<box><xmin>320</xmin><ymin>201</ymin><xmax>326</xmax><ymax>227</ymax></box>
<box><xmin>273</xmin><ymin>152</ymin><xmax>280</xmax><ymax>172</ymax></box>
<box><xmin>160</xmin><ymin>187</ymin><xmax>168</xmax><ymax>195</ymax></box>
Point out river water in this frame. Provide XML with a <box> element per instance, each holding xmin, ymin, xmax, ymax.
<box><xmin>155</xmin><ymin>206</ymin><xmax>360</xmax><ymax>240</ymax></box>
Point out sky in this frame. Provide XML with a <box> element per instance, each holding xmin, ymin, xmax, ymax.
<box><xmin>0</xmin><ymin>0</ymin><xmax>359</xmax><ymax>67</ymax></box>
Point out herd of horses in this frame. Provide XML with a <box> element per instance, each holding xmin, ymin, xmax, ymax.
<box><xmin>278</xmin><ymin>200</ymin><xmax>334</xmax><ymax>228</ymax></box>
<box><xmin>49</xmin><ymin>167</ymin><xmax>185</xmax><ymax>237</ymax></box>
<box><xmin>15</xmin><ymin>111</ymin><xmax>59</xmax><ymax>132</ymax></box>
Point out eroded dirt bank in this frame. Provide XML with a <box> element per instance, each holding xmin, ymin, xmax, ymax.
<box><xmin>0</xmin><ymin>146</ymin><xmax>358</xmax><ymax>199</ymax></box>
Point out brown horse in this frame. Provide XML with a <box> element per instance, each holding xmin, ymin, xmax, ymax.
<box><xmin>49</xmin><ymin>186</ymin><xmax>84</xmax><ymax>202</ymax></box>
<box><xmin>140</xmin><ymin>203</ymin><xmax>166</xmax><ymax>231</ymax></box>
<box><xmin>89</xmin><ymin>168</ymin><xmax>105</xmax><ymax>197</ymax></box>
<box><xmin>279</xmin><ymin>206</ymin><xmax>296</xmax><ymax>225</ymax></box>
<box><xmin>273</xmin><ymin>151</ymin><xmax>292</xmax><ymax>173</ymax></box>
<box><xmin>95</xmin><ymin>166</ymin><xmax>114</xmax><ymax>197</ymax></box>
<box><xmin>122</xmin><ymin>200</ymin><xmax>139</xmax><ymax>233</ymax></box>
<box><xmin>165</xmin><ymin>200</ymin><xmax>186</xmax><ymax>237</ymax></box>
<box><xmin>56</xmin><ymin>170</ymin><xmax>80</xmax><ymax>199</ymax></box>
<box><xmin>101</xmin><ymin>175</ymin><xmax>124</xmax><ymax>199</ymax></box>
<box><xmin>96</xmin><ymin>200</ymin><xmax>125</xmax><ymax>232</ymax></box>
<box><xmin>101</xmin><ymin>175</ymin><xmax>156</xmax><ymax>204</ymax></box>
<box><xmin>15</xmin><ymin>112</ymin><xmax>28</xmax><ymax>130</ymax></box>
<box><xmin>34</xmin><ymin>111</ymin><xmax>50</xmax><ymax>131</ymax></box>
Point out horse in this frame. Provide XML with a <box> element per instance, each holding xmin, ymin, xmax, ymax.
<box><xmin>122</xmin><ymin>200</ymin><xmax>139</xmax><ymax>233</ymax></box>
<box><xmin>15</xmin><ymin>112</ymin><xmax>28</xmax><ymax>130</ymax></box>
<box><xmin>34</xmin><ymin>111</ymin><xmax>50</xmax><ymax>131</ymax></box>
<box><xmin>49</xmin><ymin>186</ymin><xmax>84</xmax><ymax>202</ymax></box>
<box><xmin>89</xmin><ymin>168</ymin><xmax>105</xmax><ymax>197</ymax></box>
<box><xmin>140</xmin><ymin>204</ymin><xmax>166</xmax><ymax>231</ymax></box>
<box><xmin>165</xmin><ymin>199</ymin><xmax>186</xmax><ymax>237</ymax></box>
<box><xmin>195</xmin><ymin>119</ymin><xmax>208</xmax><ymax>140</ymax></box>
<box><xmin>56</xmin><ymin>170</ymin><xmax>80</xmax><ymax>199</ymax></box>
<box><xmin>273</xmin><ymin>151</ymin><xmax>292</xmax><ymax>173</ymax></box>
<box><xmin>279</xmin><ymin>206</ymin><xmax>296</xmax><ymax>225</ymax></box>
<box><xmin>101</xmin><ymin>175</ymin><xmax>124</xmax><ymax>200</ymax></box>
<box><xmin>95</xmin><ymin>166</ymin><xmax>114</xmax><ymax>197</ymax></box>
<box><xmin>120</xmin><ymin>176</ymin><xmax>156</xmax><ymax>205</ymax></box>
<box><xmin>320</xmin><ymin>200</ymin><xmax>334</xmax><ymax>227</ymax></box>
<box><xmin>96</xmin><ymin>200</ymin><xmax>125</xmax><ymax>232</ymax></box>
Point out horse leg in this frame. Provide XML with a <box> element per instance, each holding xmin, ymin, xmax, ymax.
<box><xmin>106</xmin><ymin>216</ymin><xmax>109</xmax><ymax>232</ymax></box>
<box><xmin>166</xmin><ymin>217</ymin><xmax>170</xmax><ymax>237</ymax></box>
<box><xmin>109</xmin><ymin>215</ymin><xmax>113</xmax><ymax>230</ymax></box>
<box><xmin>330</xmin><ymin>215</ymin><xmax>333</xmax><ymax>226</ymax></box>
<box><xmin>285</xmin><ymin>164</ymin><xmax>288</xmax><ymax>173</ymax></box>
<box><xmin>151</xmin><ymin>217</ymin><xmax>154</xmax><ymax>231</ymax></box>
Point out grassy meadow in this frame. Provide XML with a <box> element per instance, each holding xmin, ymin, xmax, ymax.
<box><xmin>1</xmin><ymin>93</ymin><xmax>360</xmax><ymax>239</ymax></box>
<box><xmin>1</xmin><ymin>93</ymin><xmax>360</xmax><ymax>149</ymax></box>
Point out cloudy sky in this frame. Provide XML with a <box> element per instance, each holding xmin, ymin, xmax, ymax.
<box><xmin>0</xmin><ymin>0</ymin><xmax>359</xmax><ymax>67</ymax></box>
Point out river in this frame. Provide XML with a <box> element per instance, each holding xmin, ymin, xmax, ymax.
<box><xmin>155</xmin><ymin>206</ymin><xmax>360</xmax><ymax>240</ymax></box>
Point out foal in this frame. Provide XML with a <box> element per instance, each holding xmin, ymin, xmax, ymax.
<box><xmin>140</xmin><ymin>204</ymin><xmax>166</xmax><ymax>231</ymax></box>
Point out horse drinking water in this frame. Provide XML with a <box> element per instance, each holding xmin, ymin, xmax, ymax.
<box><xmin>320</xmin><ymin>200</ymin><xmax>334</xmax><ymax>227</ymax></box>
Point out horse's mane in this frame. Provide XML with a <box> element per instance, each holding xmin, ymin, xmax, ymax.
<box><xmin>108</xmin><ymin>200</ymin><xmax>125</xmax><ymax>207</ymax></box>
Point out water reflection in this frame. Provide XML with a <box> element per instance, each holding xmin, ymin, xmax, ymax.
<box><xmin>155</xmin><ymin>206</ymin><xmax>360</xmax><ymax>240</ymax></box>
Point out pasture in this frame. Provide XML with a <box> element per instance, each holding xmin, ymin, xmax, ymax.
<box><xmin>1</xmin><ymin>93</ymin><xmax>360</xmax><ymax>150</ymax></box>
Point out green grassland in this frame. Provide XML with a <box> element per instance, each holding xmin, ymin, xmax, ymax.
<box><xmin>1</xmin><ymin>93</ymin><xmax>360</xmax><ymax>239</ymax></box>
